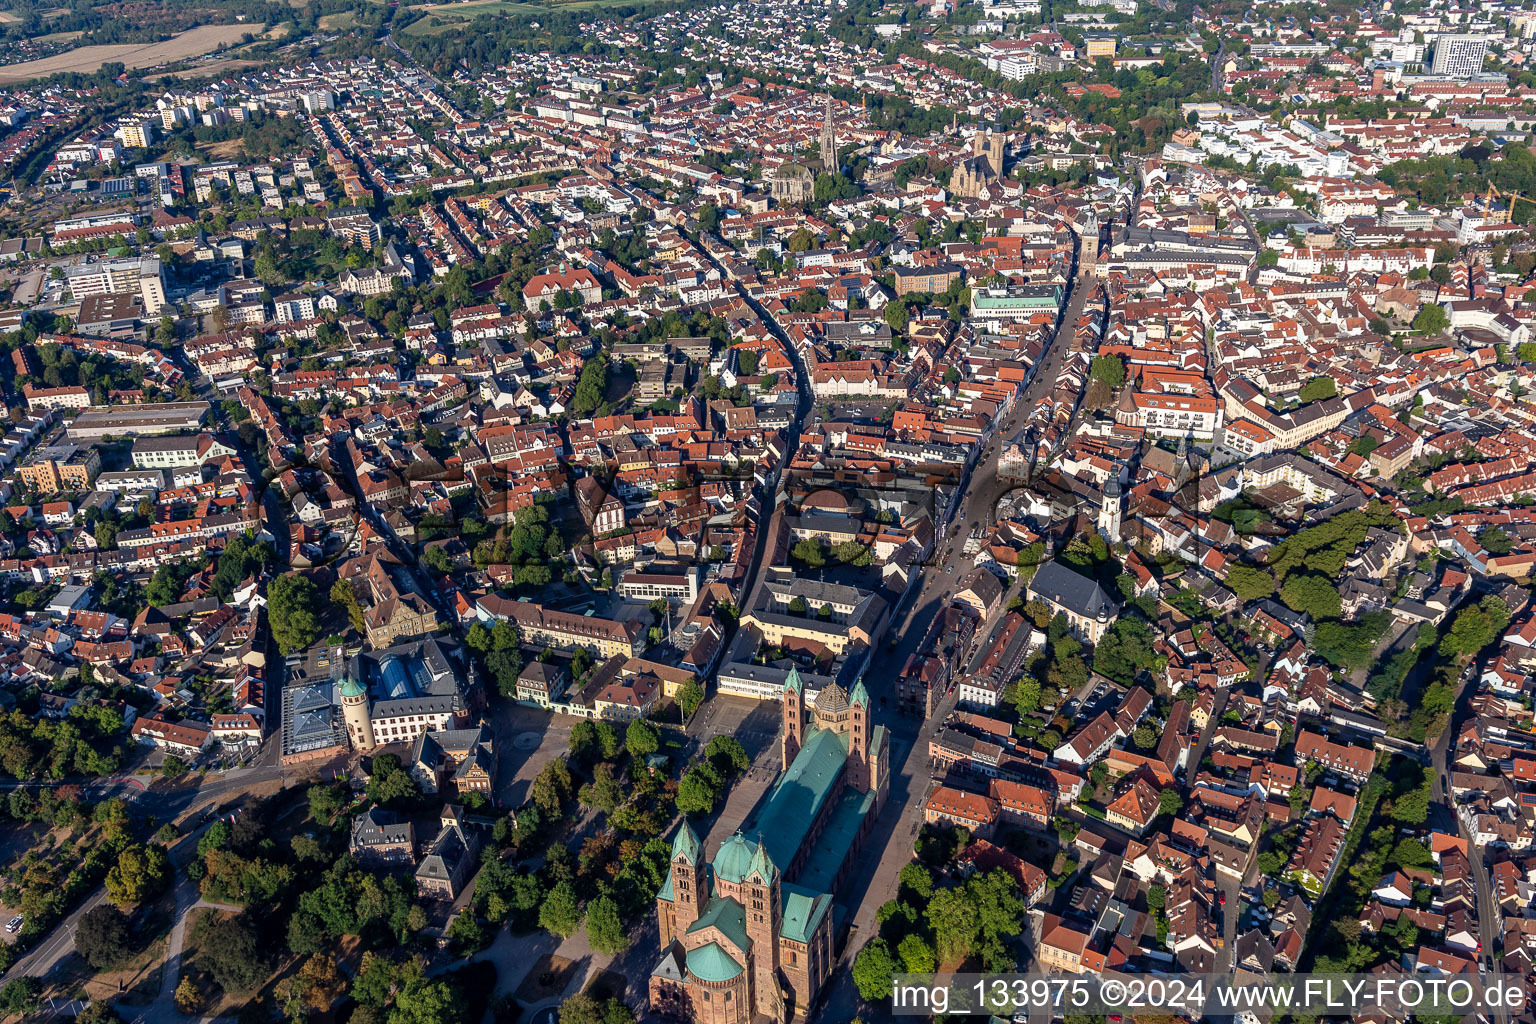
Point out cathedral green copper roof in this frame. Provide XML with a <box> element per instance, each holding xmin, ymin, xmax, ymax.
<box><xmin>746</xmin><ymin>726</ymin><xmax>847</xmax><ymax>878</ymax></box>
<box><xmin>671</xmin><ymin>821</ymin><xmax>700</xmax><ymax>865</ymax></box>
<box><xmin>686</xmin><ymin>896</ymin><xmax>751</xmax><ymax>954</ymax></box>
<box><xmin>686</xmin><ymin>942</ymin><xmax>743</xmax><ymax>983</ymax></box>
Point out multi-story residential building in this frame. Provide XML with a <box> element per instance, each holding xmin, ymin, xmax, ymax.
<box><xmin>1430</xmin><ymin>34</ymin><xmax>1489</xmax><ymax>77</ymax></box>
<box><xmin>17</xmin><ymin>443</ymin><xmax>99</xmax><ymax>491</ymax></box>
<box><xmin>23</xmin><ymin>384</ymin><xmax>90</xmax><ymax>412</ymax></box>
<box><xmin>1293</xmin><ymin>730</ymin><xmax>1375</xmax><ymax>782</ymax></box>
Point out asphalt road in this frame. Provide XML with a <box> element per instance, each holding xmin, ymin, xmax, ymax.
<box><xmin>1430</xmin><ymin>662</ymin><xmax>1505</xmax><ymax>1024</ymax></box>
<box><xmin>816</xmin><ymin>240</ymin><xmax>1093</xmax><ymax>1022</ymax></box>
<box><xmin>0</xmin><ymin>765</ymin><xmax>283</xmax><ymax>987</ymax></box>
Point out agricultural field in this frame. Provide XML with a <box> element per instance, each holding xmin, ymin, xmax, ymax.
<box><xmin>0</xmin><ymin>22</ymin><xmax>254</xmax><ymax>82</ymax></box>
<box><xmin>403</xmin><ymin>0</ymin><xmax>641</xmax><ymax>28</ymax></box>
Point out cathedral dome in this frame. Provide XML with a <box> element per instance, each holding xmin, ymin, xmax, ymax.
<box><xmin>712</xmin><ymin>833</ymin><xmax>756</xmax><ymax>883</ymax></box>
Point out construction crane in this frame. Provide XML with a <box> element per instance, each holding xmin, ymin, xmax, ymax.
<box><xmin>1481</xmin><ymin>184</ymin><xmax>1536</xmax><ymax>225</ymax></box>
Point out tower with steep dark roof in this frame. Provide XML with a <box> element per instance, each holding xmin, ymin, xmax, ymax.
<box><xmin>819</xmin><ymin>93</ymin><xmax>837</xmax><ymax>172</ymax></box>
<box><xmin>1099</xmin><ymin>469</ymin><xmax>1122</xmax><ymax>542</ymax></box>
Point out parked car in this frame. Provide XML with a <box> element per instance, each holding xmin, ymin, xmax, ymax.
<box><xmin>7</xmin><ymin>915</ymin><xmax>22</xmax><ymax>933</ymax></box>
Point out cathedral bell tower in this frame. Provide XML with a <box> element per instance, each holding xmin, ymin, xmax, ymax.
<box><xmin>781</xmin><ymin>665</ymin><xmax>804</xmax><ymax>767</ymax></box>
<box><xmin>664</xmin><ymin>821</ymin><xmax>704</xmax><ymax>942</ymax></box>
<box><xmin>744</xmin><ymin>840</ymin><xmax>786</xmax><ymax>1023</ymax></box>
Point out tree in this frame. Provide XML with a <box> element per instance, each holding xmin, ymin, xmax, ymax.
<box><xmin>105</xmin><ymin>843</ymin><xmax>170</xmax><ymax>907</ymax></box>
<box><xmin>705</xmin><ymin>736</ymin><xmax>749</xmax><ymax>776</ymax></box>
<box><xmin>558</xmin><ymin>994</ymin><xmax>604</xmax><ymax>1024</ymax></box>
<box><xmin>389</xmin><ymin>972</ymin><xmax>460</xmax><ymax>1024</ymax></box>
<box><xmin>677</xmin><ymin>677</ymin><xmax>705</xmax><ymax>720</ymax></box>
<box><xmin>577</xmin><ymin>763</ymin><xmax>625</xmax><ymax>813</ymax></box>
<box><xmin>676</xmin><ymin>763</ymin><xmax>722</xmax><ymax>816</ymax></box>
<box><xmin>200</xmin><ymin>913</ymin><xmax>270</xmax><ymax>993</ymax></box>
<box><xmin>790</xmin><ymin>539</ymin><xmax>826</xmax><ymax>568</ymax></box>
<box><xmin>1013</xmin><ymin>679</ymin><xmax>1042</xmax><ymax>716</ymax></box>
<box><xmin>174</xmin><ymin>978</ymin><xmax>202</xmax><ymax>1015</ymax></box>
<box><xmin>447</xmin><ymin>911</ymin><xmax>488</xmax><ymax>955</ymax></box>
<box><xmin>851</xmin><ymin>939</ymin><xmax>897</xmax><ymax>1001</ymax></box>
<box><xmin>539</xmin><ymin>882</ymin><xmax>583</xmax><ymax>938</ymax></box>
<box><xmin>331</xmin><ymin>579</ymin><xmax>367</xmax><ymax>634</ymax></box>
<box><xmin>1441</xmin><ymin>596</ymin><xmax>1511</xmax><ymax>661</ymax></box>
<box><xmin>366</xmin><ymin>755</ymin><xmax>424</xmax><ymax>808</ymax></box>
<box><xmin>1280</xmin><ymin>573</ymin><xmax>1342</xmax><ymax>621</ymax></box>
<box><xmin>927</xmin><ymin>887</ymin><xmax>978</xmax><ymax>963</ymax></box>
<box><xmin>898</xmin><ymin>862</ymin><xmax>934</xmax><ymax>901</ymax></box>
<box><xmin>307</xmin><ymin>783</ymin><xmax>343</xmax><ymax>822</ymax></box>
<box><xmin>268</xmin><ymin>573</ymin><xmax>322</xmax><ymax>655</ymax></box>
<box><xmin>897</xmin><ymin>933</ymin><xmax>936</xmax><ymax>973</ymax></box>
<box><xmin>465</xmin><ymin>622</ymin><xmax>491</xmax><ymax>653</ymax></box>
<box><xmin>76</xmin><ymin>904</ymin><xmax>132</xmax><ymax>970</ymax></box>
<box><xmin>1090</xmin><ymin>354</ymin><xmax>1125</xmax><ymax>387</ymax></box>
<box><xmin>530</xmin><ymin>759</ymin><xmax>573</xmax><ymax>818</ymax></box>
<box><xmin>1481</xmin><ymin>528</ymin><xmax>1514</xmax><ymax>555</ymax></box>
<box><xmin>883</xmin><ymin>302</ymin><xmax>909</xmax><ymax>333</ymax></box>
<box><xmin>75</xmin><ymin>1003</ymin><xmax>123</xmax><ymax>1024</ymax></box>
<box><xmin>1298</xmin><ymin>376</ymin><xmax>1337</xmax><ymax>402</ymax></box>
<box><xmin>1392</xmin><ymin>779</ymin><xmax>1432</xmax><ymax>825</ymax></box>
<box><xmin>585</xmin><ymin>895</ymin><xmax>630</xmax><ymax>956</ymax></box>
<box><xmin>294</xmin><ymin>953</ymin><xmax>346</xmax><ymax>1011</ymax></box>
<box><xmin>254</xmin><ymin>250</ymin><xmax>283</xmax><ymax>286</ymax></box>
<box><xmin>559</xmin><ymin>994</ymin><xmax>632</xmax><ymax>1024</ymax></box>
<box><xmin>1158</xmin><ymin>788</ymin><xmax>1183</xmax><ymax>818</ymax></box>
<box><xmin>1412</xmin><ymin>303</ymin><xmax>1450</xmax><ymax>335</ymax></box>
<box><xmin>625</xmin><ymin>718</ymin><xmax>660</xmax><ymax>758</ymax></box>
<box><xmin>1226</xmin><ymin>565</ymin><xmax>1276</xmax><ymax>602</ymax></box>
